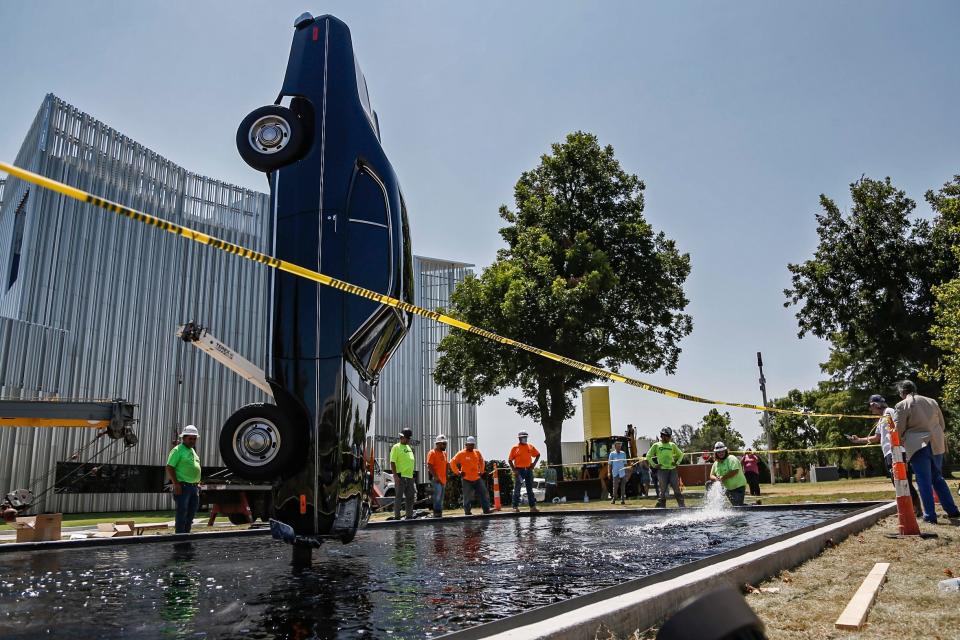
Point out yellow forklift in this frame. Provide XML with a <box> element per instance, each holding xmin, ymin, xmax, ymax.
<box><xmin>550</xmin><ymin>385</ymin><xmax>639</xmax><ymax>500</ymax></box>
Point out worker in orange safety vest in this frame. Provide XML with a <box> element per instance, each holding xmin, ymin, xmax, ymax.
<box><xmin>451</xmin><ymin>436</ymin><xmax>491</xmax><ymax>516</ymax></box>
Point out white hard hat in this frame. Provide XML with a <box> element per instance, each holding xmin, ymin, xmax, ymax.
<box><xmin>180</xmin><ymin>425</ymin><xmax>200</xmax><ymax>438</ymax></box>
<box><xmin>466</xmin><ymin>436</ymin><xmax>477</xmax><ymax>445</ymax></box>
<box><xmin>518</xmin><ymin>430</ymin><xmax>529</xmax><ymax>438</ymax></box>
<box><xmin>713</xmin><ymin>441</ymin><xmax>727</xmax><ymax>452</ymax></box>
<box><xmin>435</xmin><ymin>434</ymin><xmax>447</xmax><ymax>443</ymax></box>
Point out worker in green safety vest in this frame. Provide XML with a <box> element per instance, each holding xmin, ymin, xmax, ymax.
<box><xmin>647</xmin><ymin>427</ymin><xmax>685</xmax><ymax>508</ymax></box>
<box><xmin>709</xmin><ymin>441</ymin><xmax>747</xmax><ymax>506</ymax></box>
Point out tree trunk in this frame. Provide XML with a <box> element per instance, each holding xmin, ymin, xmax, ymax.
<box><xmin>543</xmin><ymin>416</ymin><xmax>564</xmax><ymax>473</ymax></box>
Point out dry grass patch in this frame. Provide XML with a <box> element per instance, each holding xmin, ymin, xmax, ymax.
<box><xmin>757</xmin><ymin>477</ymin><xmax>893</xmax><ymax>498</ymax></box>
<box><xmin>749</xmin><ymin>515</ymin><xmax>960</xmax><ymax>639</ymax></box>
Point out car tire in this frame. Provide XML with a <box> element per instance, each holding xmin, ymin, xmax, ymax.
<box><xmin>236</xmin><ymin>105</ymin><xmax>306</xmax><ymax>172</ymax></box>
<box><xmin>219</xmin><ymin>403</ymin><xmax>304</xmax><ymax>482</ymax></box>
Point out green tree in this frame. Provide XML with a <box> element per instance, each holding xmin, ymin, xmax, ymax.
<box><xmin>927</xmin><ymin>176</ymin><xmax>960</xmax><ymax>456</ymax></box>
<box><xmin>689</xmin><ymin>409</ymin><xmax>744</xmax><ymax>453</ymax></box>
<box><xmin>761</xmin><ymin>389</ymin><xmax>824</xmax><ymax>467</ymax></box>
<box><xmin>784</xmin><ymin>176</ymin><xmax>957</xmax><ymax>394</ymax></box>
<box><xmin>671</xmin><ymin>423</ymin><xmax>695</xmax><ymax>450</ymax></box>
<box><xmin>763</xmin><ymin>386</ymin><xmax>885</xmax><ymax>473</ymax></box>
<box><xmin>433</xmin><ymin>132</ymin><xmax>693</xmax><ymax>467</ymax></box>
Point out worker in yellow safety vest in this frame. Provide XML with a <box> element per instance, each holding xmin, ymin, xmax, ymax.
<box><xmin>647</xmin><ymin>427</ymin><xmax>685</xmax><ymax>508</ymax></box>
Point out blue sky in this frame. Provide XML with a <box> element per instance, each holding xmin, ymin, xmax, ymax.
<box><xmin>1</xmin><ymin>1</ymin><xmax>958</xmax><ymax>458</ymax></box>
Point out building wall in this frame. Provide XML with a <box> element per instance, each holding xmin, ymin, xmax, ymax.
<box><xmin>373</xmin><ymin>256</ymin><xmax>476</xmax><ymax>481</ymax></box>
<box><xmin>0</xmin><ymin>95</ymin><xmax>475</xmax><ymax>512</ymax></box>
<box><xmin>0</xmin><ymin>95</ymin><xmax>274</xmax><ymax>513</ymax></box>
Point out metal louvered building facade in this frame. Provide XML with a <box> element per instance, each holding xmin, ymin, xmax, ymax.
<box><xmin>373</xmin><ymin>256</ymin><xmax>476</xmax><ymax>481</ymax></box>
<box><xmin>0</xmin><ymin>95</ymin><xmax>475</xmax><ymax>513</ymax></box>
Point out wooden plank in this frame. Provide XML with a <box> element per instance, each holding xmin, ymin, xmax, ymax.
<box><xmin>835</xmin><ymin>562</ymin><xmax>891</xmax><ymax>630</ymax></box>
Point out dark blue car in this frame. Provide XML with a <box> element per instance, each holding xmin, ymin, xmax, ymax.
<box><xmin>226</xmin><ymin>12</ymin><xmax>413</xmax><ymax>547</ymax></box>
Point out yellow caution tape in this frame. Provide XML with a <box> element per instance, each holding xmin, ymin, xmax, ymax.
<box><xmin>0</xmin><ymin>161</ymin><xmax>877</xmax><ymax>420</ymax></box>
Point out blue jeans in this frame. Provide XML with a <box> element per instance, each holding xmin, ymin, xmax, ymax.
<box><xmin>726</xmin><ymin>486</ymin><xmax>746</xmax><ymax>506</ymax></box>
<box><xmin>512</xmin><ymin>467</ymin><xmax>536</xmax><ymax>508</ymax></box>
<box><xmin>461</xmin><ymin>478</ymin><xmax>490</xmax><ymax>514</ymax></box>
<box><xmin>910</xmin><ymin>446</ymin><xmax>960</xmax><ymax>522</ymax></box>
<box><xmin>174</xmin><ymin>484</ymin><xmax>199</xmax><ymax>533</ymax></box>
<box><xmin>432</xmin><ymin>480</ymin><xmax>445</xmax><ymax>513</ymax></box>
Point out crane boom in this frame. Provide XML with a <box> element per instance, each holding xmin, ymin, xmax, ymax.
<box><xmin>176</xmin><ymin>323</ymin><xmax>274</xmax><ymax>398</ymax></box>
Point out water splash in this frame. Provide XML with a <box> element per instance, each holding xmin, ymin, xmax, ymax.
<box><xmin>701</xmin><ymin>480</ymin><xmax>733</xmax><ymax>516</ymax></box>
<box><xmin>640</xmin><ymin>482</ymin><xmax>734</xmax><ymax>530</ymax></box>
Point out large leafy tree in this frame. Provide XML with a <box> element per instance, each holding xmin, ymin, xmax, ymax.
<box><xmin>759</xmin><ymin>388</ymin><xmax>828</xmax><ymax>466</ymax></box>
<box><xmin>671</xmin><ymin>423</ymin><xmax>696</xmax><ymax>450</ymax></box>
<box><xmin>928</xmin><ymin>177</ymin><xmax>960</xmax><ymax>455</ymax></box>
<box><xmin>929</xmin><ymin>177</ymin><xmax>960</xmax><ymax>403</ymax></box>
<box><xmin>433</xmin><ymin>132</ymin><xmax>692</xmax><ymax>467</ymax></box>
<box><xmin>689</xmin><ymin>409</ymin><xmax>744</xmax><ymax>453</ymax></box>
<box><xmin>760</xmin><ymin>385</ymin><xmax>887</xmax><ymax>473</ymax></box>
<box><xmin>784</xmin><ymin>176</ymin><xmax>957</xmax><ymax>394</ymax></box>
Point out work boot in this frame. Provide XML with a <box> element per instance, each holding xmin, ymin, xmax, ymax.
<box><xmin>530</xmin><ymin>506</ymin><xmax>539</xmax><ymax>513</ymax></box>
<box><xmin>482</xmin><ymin>508</ymin><xmax>493</xmax><ymax>515</ymax></box>
<box><xmin>611</xmin><ymin>498</ymin><xmax>617</xmax><ymax>504</ymax></box>
<box><xmin>620</xmin><ymin>500</ymin><xmax>625</xmax><ymax>505</ymax></box>
<box><xmin>464</xmin><ymin>510</ymin><xmax>472</xmax><ymax>516</ymax></box>
<box><xmin>433</xmin><ymin>511</ymin><xmax>443</xmax><ymax>518</ymax></box>
<box><xmin>656</xmin><ymin>499</ymin><xmax>666</xmax><ymax>508</ymax></box>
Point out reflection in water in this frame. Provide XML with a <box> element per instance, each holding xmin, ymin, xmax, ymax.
<box><xmin>160</xmin><ymin>543</ymin><xmax>201</xmax><ymax>632</ymax></box>
<box><xmin>0</xmin><ymin>509</ymin><xmax>846</xmax><ymax>639</ymax></box>
<box><xmin>385</xmin><ymin>528</ymin><xmax>419</xmax><ymax>632</ymax></box>
<box><xmin>255</xmin><ymin>550</ymin><xmax>374</xmax><ymax>639</ymax></box>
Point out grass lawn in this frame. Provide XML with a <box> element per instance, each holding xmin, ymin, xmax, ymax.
<box><xmin>753</xmin><ymin>476</ymin><xmax>895</xmax><ymax>505</ymax></box>
<box><xmin>748</xmin><ymin>514</ymin><xmax>960</xmax><ymax>639</ymax></box>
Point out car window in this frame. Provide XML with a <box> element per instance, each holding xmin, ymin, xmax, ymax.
<box><xmin>348</xmin><ymin>170</ymin><xmax>388</xmax><ymax>226</ymax></box>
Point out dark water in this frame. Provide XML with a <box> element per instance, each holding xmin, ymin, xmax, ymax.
<box><xmin>0</xmin><ymin>508</ymin><xmax>846</xmax><ymax>639</ymax></box>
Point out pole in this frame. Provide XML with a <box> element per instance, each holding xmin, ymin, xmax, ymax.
<box><xmin>757</xmin><ymin>352</ymin><xmax>775</xmax><ymax>485</ymax></box>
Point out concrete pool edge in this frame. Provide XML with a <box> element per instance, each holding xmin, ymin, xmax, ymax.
<box><xmin>438</xmin><ymin>501</ymin><xmax>897</xmax><ymax>640</ymax></box>
<box><xmin>0</xmin><ymin>501</ymin><xmax>887</xmax><ymax>553</ymax></box>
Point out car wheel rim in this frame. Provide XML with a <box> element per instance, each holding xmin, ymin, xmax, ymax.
<box><xmin>233</xmin><ymin>418</ymin><xmax>281</xmax><ymax>467</ymax></box>
<box><xmin>248</xmin><ymin>115</ymin><xmax>291</xmax><ymax>155</ymax></box>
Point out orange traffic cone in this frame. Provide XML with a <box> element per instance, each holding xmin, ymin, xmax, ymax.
<box><xmin>492</xmin><ymin>466</ymin><xmax>502</xmax><ymax>511</ymax></box>
<box><xmin>885</xmin><ymin>415</ymin><xmax>921</xmax><ymax>536</ymax></box>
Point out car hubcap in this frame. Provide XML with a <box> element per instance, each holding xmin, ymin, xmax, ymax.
<box><xmin>248</xmin><ymin>115</ymin><xmax>291</xmax><ymax>155</ymax></box>
<box><xmin>233</xmin><ymin>418</ymin><xmax>281</xmax><ymax>467</ymax></box>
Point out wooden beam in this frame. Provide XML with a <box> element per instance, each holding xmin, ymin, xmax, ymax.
<box><xmin>835</xmin><ymin>562</ymin><xmax>891</xmax><ymax>630</ymax></box>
